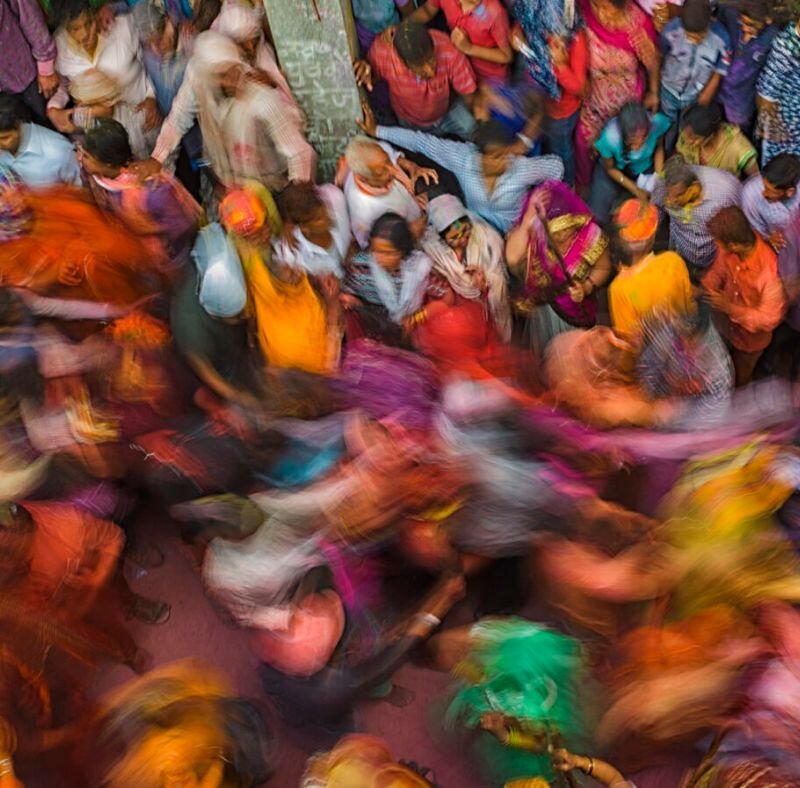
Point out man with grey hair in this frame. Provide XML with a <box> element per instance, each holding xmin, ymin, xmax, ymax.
<box><xmin>651</xmin><ymin>156</ymin><xmax>742</xmax><ymax>278</ymax></box>
<box><xmin>340</xmin><ymin>134</ymin><xmax>435</xmax><ymax>248</ymax></box>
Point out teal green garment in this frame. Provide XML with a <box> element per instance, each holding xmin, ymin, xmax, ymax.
<box><xmin>444</xmin><ymin>619</ymin><xmax>589</xmax><ymax>784</ymax></box>
<box><xmin>594</xmin><ymin>112</ymin><xmax>671</xmax><ymax>176</ymax></box>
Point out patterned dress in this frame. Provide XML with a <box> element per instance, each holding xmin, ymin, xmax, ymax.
<box><xmin>757</xmin><ymin>23</ymin><xmax>800</xmax><ymax>164</ymax></box>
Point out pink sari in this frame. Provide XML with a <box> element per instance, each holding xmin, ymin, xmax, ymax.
<box><xmin>518</xmin><ymin>181</ymin><xmax>607</xmax><ymax>327</ymax></box>
<box><xmin>575</xmin><ymin>0</ymin><xmax>657</xmax><ymax>186</ymax></box>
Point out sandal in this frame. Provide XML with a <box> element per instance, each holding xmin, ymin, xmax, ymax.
<box><xmin>126</xmin><ymin>596</ymin><xmax>171</xmax><ymax>626</ymax></box>
<box><xmin>125</xmin><ymin>541</ymin><xmax>165</xmax><ymax>570</ymax></box>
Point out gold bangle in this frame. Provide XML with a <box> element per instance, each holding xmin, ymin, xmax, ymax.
<box><xmin>583</xmin><ymin>755</ymin><xmax>595</xmax><ymax>776</ymax></box>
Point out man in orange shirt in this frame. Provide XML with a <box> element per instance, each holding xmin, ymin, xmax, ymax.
<box><xmin>703</xmin><ymin>206</ymin><xmax>787</xmax><ymax>385</ymax></box>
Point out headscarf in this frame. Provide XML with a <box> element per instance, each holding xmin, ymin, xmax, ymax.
<box><xmin>0</xmin><ymin>166</ymin><xmax>32</xmax><ymax>242</ymax></box>
<box><xmin>364</xmin><ymin>249</ymin><xmax>432</xmax><ymax>324</ymax></box>
<box><xmin>132</xmin><ymin>1</ymin><xmax>167</xmax><ymax>42</ymax></box>
<box><xmin>220</xmin><ymin>181</ymin><xmax>282</xmax><ymax>239</ymax></box>
<box><xmin>191</xmin><ymin>222</ymin><xmax>247</xmax><ymax>317</ymax></box>
<box><xmin>422</xmin><ymin>194</ymin><xmax>511</xmax><ymax>341</ymax></box>
<box><xmin>213</xmin><ymin>0</ymin><xmax>262</xmax><ymax>42</ymax></box>
<box><xmin>189</xmin><ymin>31</ymin><xmax>247</xmax><ymax>186</ymax></box>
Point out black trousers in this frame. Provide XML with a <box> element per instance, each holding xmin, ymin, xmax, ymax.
<box><xmin>13</xmin><ymin>78</ymin><xmax>50</xmax><ymax>127</ymax></box>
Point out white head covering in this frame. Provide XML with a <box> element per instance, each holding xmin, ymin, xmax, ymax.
<box><xmin>189</xmin><ymin>30</ymin><xmax>247</xmax><ymax>185</ymax></box>
<box><xmin>192</xmin><ymin>222</ymin><xmax>247</xmax><ymax>318</ymax></box>
<box><xmin>213</xmin><ymin>0</ymin><xmax>262</xmax><ymax>42</ymax></box>
<box><xmin>427</xmin><ymin>193</ymin><xmax>469</xmax><ymax>234</ymax></box>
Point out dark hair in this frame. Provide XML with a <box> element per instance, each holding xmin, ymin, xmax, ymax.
<box><xmin>83</xmin><ymin>119</ymin><xmax>133</xmax><ymax>168</ymax></box>
<box><xmin>278</xmin><ymin>182</ymin><xmax>325</xmax><ymax>226</ymax></box>
<box><xmin>56</xmin><ymin>0</ymin><xmax>93</xmax><ymax>26</ymax></box>
<box><xmin>394</xmin><ymin>21</ymin><xmax>434</xmax><ymax>67</ymax></box>
<box><xmin>618</xmin><ymin>102</ymin><xmax>650</xmax><ymax>145</ymax></box>
<box><xmin>681</xmin><ymin>0</ymin><xmax>712</xmax><ymax>33</ymax></box>
<box><xmin>0</xmin><ymin>94</ymin><xmax>22</xmax><ymax>133</ymax></box>
<box><xmin>474</xmin><ymin>119</ymin><xmax>516</xmax><ymax>152</ymax></box>
<box><xmin>762</xmin><ymin>153</ymin><xmax>800</xmax><ymax>190</ymax></box>
<box><xmin>664</xmin><ymin>155</ymin><xmax>700</xmax><ymax>191</ymax></box>
<box><xmin>739</xmin><ymin>0</ymin><xmax>769</xmax><ymax>22</ymax></box>
<box><xmin>708</xmin><ymin>206</ymin><xmax>756</xmax><ymax>246</ymax></box>
<box><xmin>683</xmin><ymin>102</ymin><xmax>723</xmax><ymax>138</ymax></box>
<box><xmin>369</xmin><ymin>212</ymin><xmax>415</xmax><ymax>258</ymax></box>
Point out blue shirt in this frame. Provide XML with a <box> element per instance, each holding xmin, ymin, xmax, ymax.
<box><xmin>594</xmin><ymin>112</ymin><xmax>671</xmax><ymax>176</ymax></box>
<box><xmin>376</xmin><ymin>125</ymin><xmax>563</xmax><ymax>233</ymax></box>
<box><xmin>660</xmin><ymin>19</ymin><xmax>731</xmax><ymax>103</ymax></box>
<box><xmin>717</xmin><ymin>6</ymin><xmax>777</xmax><ymax>126</ymax></box>
<box><xmin>0</xmin><ymin>122</ymin><xmax>80</xmax><ymax>187</ymax></box>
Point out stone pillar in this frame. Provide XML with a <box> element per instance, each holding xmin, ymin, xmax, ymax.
<box><xmin>263</xmin><ymin>0</ymin><xmax>362</xmax><ymax>182</ymax></box>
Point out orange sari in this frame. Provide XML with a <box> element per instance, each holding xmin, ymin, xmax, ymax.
<box><xmin>0</xmin><ymin>187</ymin><xmax>161</xmax><ymax>305</ymax></box>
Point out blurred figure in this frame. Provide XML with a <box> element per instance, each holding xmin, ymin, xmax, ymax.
<box><xmin>91</xmin><ymin>660</ymin><xmax>274</xmax><ymax>787</ymax></box>
<box><xmin>79</xmin><ymin>119</ymin><xmax>201</xmax><ymax>279</ymax></box>
<box><xmin>506</xmin><ymin>180</ymin><xmax>611</xmax><ymax>355</ymax></box>
<box><xmin>703</xmin><ymin>205</ymin><xmax>786</xmax><ymax>385</ymax></box>
<box><xmin>149</xmin><ymin>30</ymin><xmax>314</xmax><ymax>192</ymax></box>
<box><xmin>47</xmin><ymin>0</ymin><xmax>160</xmax><ymax>157</ymax></box>
<box><xmin>221</xmin><ymin>183</ymin><xmax>336</xmax><ymax>374</ymax></box>
<box><xmin>301</xmin><ymin>735</ymin><xmax>435</xmax><ymax>786</ymax></box>
<box><xmin>608</xmin><ymin>199</ymin><xmax>694</xmax><ymax>343</ymax></box>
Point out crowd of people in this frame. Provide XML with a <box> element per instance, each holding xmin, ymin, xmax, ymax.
<box><xmin>1</xmin><ymin>0</ymin><xmax>800</xmax><ymax>785</ymax></box>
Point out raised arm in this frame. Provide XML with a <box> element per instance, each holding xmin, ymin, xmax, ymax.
<box><xmin>375</xmin><ymin>124</ymin><xmax>467</xmax><ymax>173</ymax></box>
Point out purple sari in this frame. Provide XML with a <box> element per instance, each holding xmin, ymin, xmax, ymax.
<box><xmin>519</xmin><ymin>180</ymin><xmax>607</xmax><ymax>327</ymax></box>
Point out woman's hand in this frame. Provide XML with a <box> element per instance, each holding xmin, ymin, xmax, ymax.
<box><xmin>551</xmin><ymin>748</ymin><xmax>585</xmax><ymax>772</ymax></box>
<box><xmin>479</xmin><ymin>712</ymin><xmax>511</xmax><ymax>742</ymax></box>
<box><xmin>510</xmin><ymin>24</ymin><xmax>527</xmax><ymax>53</ymax></box>
<box><xmin>568</xmin><ymin>280</ymin><xmax>588</xmax><ymax>303</ymax></box>
<box><xmin>137</xmin><ymin>97</ymin><xmax>161</xmax><ymax>131</ymax></box>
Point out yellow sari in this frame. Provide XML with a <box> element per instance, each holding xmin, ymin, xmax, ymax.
<box><xmin>240</xmin><ymin>248</ymin><xmax>333</xmax><ymax>375</ymax></box>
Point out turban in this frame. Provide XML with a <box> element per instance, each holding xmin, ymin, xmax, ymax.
<box><xmin>427</xmin><ymin>193</ymin><xmax>469</xmax><ymax>234</ymax></box>
<box><xmin>615</xmin><ymin>199</ymin><xmax>659</xmax><ymax>244</ymax></box>
<box><xmin>69</xmin><ymin>68</ymin><xmax>121</xmax><ymax>105</ymax></box>
<box><xmin>0</xmin><ymin>165</ymin><xmax>32</xmax><ymax>242</ymax></box>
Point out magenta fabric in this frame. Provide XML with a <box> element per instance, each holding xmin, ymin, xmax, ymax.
<box><xmin>519</xmin><ymin>180</ymin><xmax>602</xmax><ymax>326</ymax></box>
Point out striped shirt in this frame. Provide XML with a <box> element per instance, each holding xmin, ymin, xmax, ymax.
<box><xmin>652</xmin><ymin>165</ymin><xmax>742</xmax><ymax>269</ymax></box>
<box><xmin>367</xmin><ymin>30</ymin><xmax>477</xmax><ymax>128</ymax></box>
<box><xmin>742</xmin><ymin>174</ymin><xmax>800</xmax><ymax>238</ymax></box>
<box><xmin>376</xmin><ymin>125</ymin><xmax>564</xmax><ymax>233</ymax></box>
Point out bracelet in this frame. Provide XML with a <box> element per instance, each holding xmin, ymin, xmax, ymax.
<box><xmin>516</xmin><ymin>132</ymin><xmax>534</xmax><ymax>150</ymax></box>
<box><xmin>416</xmin><ymin>612</ymin><xmax>441</xmax><ymax>629</ymax></box>
<box><xmin>0</xmin><ymin>757</ymin><xmax>13</xmax><ymax>778</ymax></box>
<box><xmin>583</xmin><ymin>755</ymin><xmax>595</xmax><ymax>776</ymax></box>
<box><xmin>412</xmin><ymin>309</ymin><xmax>427</xmax><ymax>326</ymax></box>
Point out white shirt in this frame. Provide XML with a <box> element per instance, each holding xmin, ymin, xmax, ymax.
<box><xmin>343</xmin><ymin>141</ymin><xmax>421</xmax><ymax>249</ymax></box>
<box><xmin>0</xmin><ymin>122</ymin><xmax>80</xmax><ymax>186</ymax></box>
<box><xmin>273</xmin><ymin>184</ymin><xmax>351</xmax><ymax>278</ymax></box>
<box><xmin>49</xmin><ymin>14</ymin><xmax>155</xmax><ymax>109</ymax></box>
